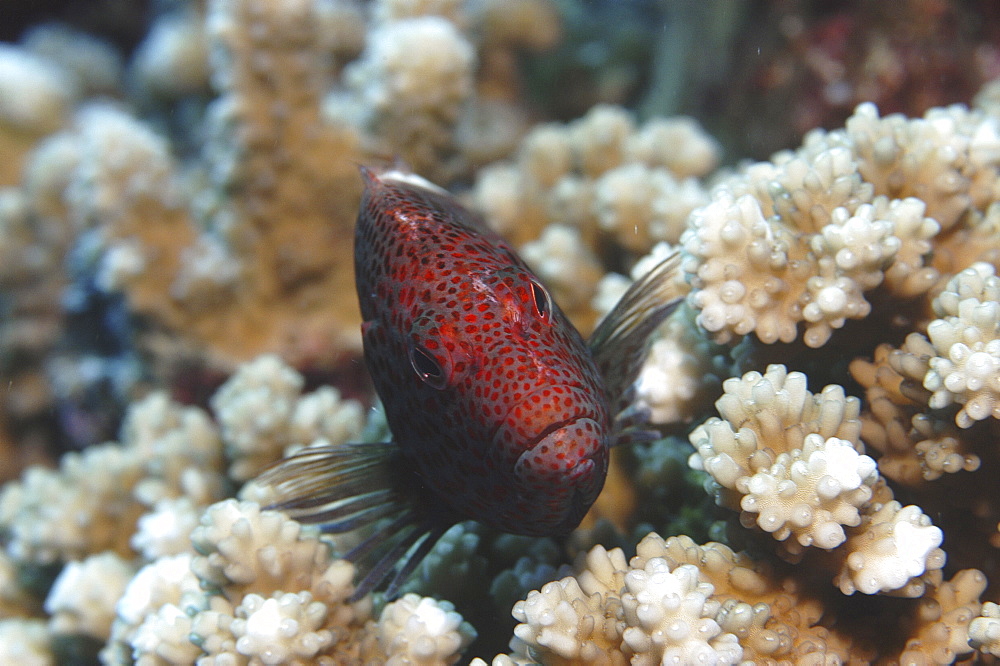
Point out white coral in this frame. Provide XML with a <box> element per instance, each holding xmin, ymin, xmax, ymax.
<box><xmin>512</xmin><ymin>550</ymin><xmax>626</xmax><ymax>664</ymax></box>
<box><xmin>231</xmin><ymin>591</ymin><xmax>335</xmax><ymax>663</ymax></box>
<box><xmin>378</xmin><ymin>594</ymin><xmax>476</xmax><ymax>665</ymax></box>
<box><xmin>288</xmin><ymin>386</ymin><xmax>365</xmax><ymax>450</ymax></box>
<box><xmin>189</xmin><ymin>499</ymin><xmax>342</xmax><ymax>597</ymax></box>
<box><xmin>844</xmin><ymin>102</ymin><xmax>980</xmax><ymax>231</ymax></box>
<box><xmin>115</xmin><ymin>553</ymin><xmax>202</xmax><ymax>629</ymax></box>
<box><xmin>519</xmin><ymin>224</ymin><xmax>604</xmax><ymax>314</ymax></box>
<box><xmin>683</xmin><ymin>192</ymin><xmax>808</xmax><ymax>345</ymax></box>
<box><xmin>211</xmin><ymin>355</ymin><xmax>366</xmax><ymax>480</ymax></box>
<box><xmin>738</xmin><ymin>434</ymin><xmax>878</xmax><ymax>549</ymax></box>
<box><xmin>689</xmin><ymin>365</ymin><xmax>862</xmax><ymax>496</ymax></box>
<box><xmin>0</xmin><ymin>444</ymin><xmax>145</xmax><ymax>563</ymax></box>
<box><xmin>624</xmin><ymin>116</ymin><xmax>720</xmax><ymax>179</ymax></box>
<box><xmin>620</xmin><ymin>560</ymin><xmax>742</xmax><ymax>665</ymax></box>
<box><xmin>131</xmin><ymin>497</ymin><xmax>202</xmax><ymax>559</ymax></box>
<box><xmin>970</xmin><ymin>601</ymin><xmax>1000</xmax><ymax>657</ymax></box>
<box><xmin>0</xmin><ymin>43</ymin><xmax>77</xmax><ymax>133</ymax></box>
<box><xmin>45</xmin><ymin>552</ymin><xmax>136</xmax><ymax>640</ymax></box>
<box><xmin>921</xmin><ymin>263</ymin><xmax>1000</xmax><ymax>427</ymax></box>
<box><xmin>344</xmin><ymin>14</ymin><xmax>474</xmax><ymax>175</ymax></box>
<box><xmin>130</xmin><ymin>602</ymin><xmax>204</xmax><ymax>664</ymax></box>
<box><xmin>211</xmin><ymin>354</ymin><xmax>305</xmax><ymax>480</ymax></box>
<box><xmin>836</xmin><ymin>502</ymin><xmax>945</xmax><ymax>596</ymax></box>
<box><xmin>593</xmin><ymin>164</ymin><xmax>707</xmax><ymax>251</ymax></box>
<box><xmin>0</xmin><ymin>618</ymin><xmax>54</xmax><ymax>665</ymax></box>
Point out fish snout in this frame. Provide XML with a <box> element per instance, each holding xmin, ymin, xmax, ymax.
<box><xmin>513</xmin><ymin>417</ymin><xmax>608</xmax><ymax>492</ymax></box>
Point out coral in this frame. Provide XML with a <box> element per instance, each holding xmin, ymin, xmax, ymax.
<box><xmin>0</xmin><ymin>617</ymin><xmax>53</xmax><ymax>665</ymax></box>
<box><xmin>618</xmin><ymin>560</ymin><xmax>743</xmax><ymax>664</ymax></box>
<box><xmin>340</xmin><ymin>14</ymin><xmax>476</xmax><ymax>179</ymax></box>
<box><xmin>834</xmin><ymin>500</ymin><xmax>945</xmax><ymax>596</ymax></box>
<box><xmin>100</xmin><ymin>498</ymin><xmax>474</xmax><ymax>665</ymax></box>
<box><xmin>131</xmin><ymin>497</ymin><xmax>203</xmax><ymax>560</ymax></box>
<box><xmin>971</xmin><ymin>601</ymin><xmax>1000</xmax><ymax>657</ymax></box>
<box><xmin>689</xmin><ymin>365</ymin><xmax>946</xmax><ymax>593</ymax></box>
<box><xmin>0</xmin><ymin>391</ymin><xmax>224</xmax><ymax>564</ymax></box>
<box><xmin>518</xmin><ymin>224</ymin><xmax>605</xmax><ymax>327</ymax></box>
<box><xmin>921</xmin><ymin>263</ymin><xmax>1000</xmax><ymax>427</ymax></box>
<box><xmin>470</xmin><ymin>106</ymin><xmax>716</xmax><ymax>331</ymax></box>
<box><xmin>472</xmin><ymin>106</ymin><xmax>717</xmax><ymax>249</ymax></box>
<box><xmin>377</xmin><ymin>593</ymin><xmax>476</xmax><ymax>665</ymax></box>
<box><xmin>682</xmin><ymin>98</ymin><xmax>1000</xmax><ymax>347</ymax></box>
<box><xmin>2</xmin><ymin>4</ymin><xmax>1000</xmax><ymax>665</ymax></box>
<box><xmin>495</xmin><ymin>533</ymin><xmax>984</xmax><ymax>665</ymax></box>
<box><xmin>901</xmin><ymin>568</ymin><xmax>986</xmax><ymax>664</ymax></box>
<box><xmin>228</xmin><ymin>591</ymin><xmax>338</xmax><ymax>662</ymax></box>
<box><xmin>44</xmin><ymin>552</ymin><xmax>135</xmax><ymax>641</ymax></box>
<box><xmin>0</xmin><ymin>43</ymin><xmax>78</xmax><ymax>186</ymax></box>
<box><xmin>506</xmin><ymin>541</ymin><xmax>750</xmax><ymax>665</ymax></box>
<box><xmin>630</xmin><ymin>302</ymin><xmax>727</xmax><ymax>425</ymax></box>
<box><xmin>129</xmin><ymin>8</ymin><xmax>210</xmax><ymax>100</ymax></box>
<box><xmin>211</xmin><ymin>354</ymin><xmax>365</xmax><ymax>481</ymax></box>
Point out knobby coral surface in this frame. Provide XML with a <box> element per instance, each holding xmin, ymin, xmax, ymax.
<box><xmin>2</xmin><ymin>1</ymin><xmax>1000</xmax><ymax>664</ymax></box>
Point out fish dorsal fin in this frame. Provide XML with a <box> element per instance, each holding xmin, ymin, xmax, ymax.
<box><xmin>588</xmin><ymin>251</ymin><xmax>684</xmax><ymax>424</ymax></box>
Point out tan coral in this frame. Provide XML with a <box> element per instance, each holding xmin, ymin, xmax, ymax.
<box><xmin>0</xmin><ymin>44</ymin><xmax>78</xmax><ymax>187</ymax></box>
<box><xmin>0</xmin><ymin>391</ymin><xmax>224</xmax><ymax>565</ymax></box>
<box><xmin>510</xmin><ymin>542</ymin><xmax>744</xmax><ymax>665</ymax></box>
<box><xmin>897</xmin><ymin>569</ymin><xmax>985</xmax><ymax>665</ymax></box>
<box><xmin>632</xmin><ymin>534</ymin><xmax>850</xmax><ymax>662</ymax></box>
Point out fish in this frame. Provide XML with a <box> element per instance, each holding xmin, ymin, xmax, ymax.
<box><xmin>256</xmin><ymin>167</ymin><xmax>683</xmax><ymax>599</ymax></box>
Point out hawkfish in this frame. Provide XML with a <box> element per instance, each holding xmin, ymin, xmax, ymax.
<box><xmin>257</xmin><ymin>168</ymin><xmax>682</xmax><ymax>599</ymax></box>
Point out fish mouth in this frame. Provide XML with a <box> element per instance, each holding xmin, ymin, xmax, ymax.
<box><xmin>514</xmin><ymin>417</ymin><xmax>604</xmax><ymax>473</ymax></box>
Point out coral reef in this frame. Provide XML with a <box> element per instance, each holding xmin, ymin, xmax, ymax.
<box><xmin>2</xmin><ymin>1</ymin><xmax>1000</xmax><ymax>664</ymax></box>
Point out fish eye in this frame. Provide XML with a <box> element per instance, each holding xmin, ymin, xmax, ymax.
<box><xmin>409</xmin><ymin>344</ymin><xmax>447</xmax><ymax>389</ymax></box>
<box><xmin>529</xmin><ymin>279</ymin><xmax>552</xmax><ymax>321</ymax></box>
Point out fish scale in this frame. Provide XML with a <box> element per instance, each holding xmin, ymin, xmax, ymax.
<box><xmin>258</xmin><ymin>167</ymin><xmax>683</xmax><ymax>598</ymax></box>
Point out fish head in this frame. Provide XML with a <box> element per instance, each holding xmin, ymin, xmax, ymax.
<box><xmin>488</xmin><ymin>381</ymin><xmax>609</xmax><ymax>535</ymax></box>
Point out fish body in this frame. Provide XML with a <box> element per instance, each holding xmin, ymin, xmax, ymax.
<box><xmin>260</xmin><ymin>168</ymin><xmax>682</xmax><ymax>597</ymax></box>
<box><xmin>355</xmin><ymin>169</ymin><xmax>609</xmax><ymax>535</ymax></box>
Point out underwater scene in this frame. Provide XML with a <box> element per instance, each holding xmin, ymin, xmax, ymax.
<box><xmin>2</xmin><ymin>0</ymin><xmax>1000</xmax><ymax>663</ymax></box>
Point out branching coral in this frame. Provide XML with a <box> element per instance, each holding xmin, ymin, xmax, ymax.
<box><xmin>689</xmin><ymin>364</ymin><xmax>945</xmax><ymax>594</ymax></box>
<box><xmin>681</xmin><ymin>98</ymin><xmax>1000</xmax><ymax>348</ymax></box>
<box><xmin>491</xmin><ymin>533</ymin><xmax>984</xmax><ymax>665</ymax></box>
<box><xmin>0</xmin><ymin>391</ymin><xmax>224</xmax><ymax>564</ymax></box>
<box><xmin>101</xmin><ymin>499</ymin><xmax>474</xmax><ymax>665</ymax></box>
<box><xmin>44</xmin><ymin>552</ymin><xmax>136</xmax><ymax>642</ymax></box>
<box><xmin>469</xmin><ymin>106</ymin><xmax>717</xmax><ymax>332</ymax></box>
<box><xmin>0</xmin><ymin>43</ymin><xmax>78</xmax><ymax>186</ymax></box>
<box><xmin>473</xmin><ymin>106</ymin><xmax>718</xmax><ymax>249</ymax></box>
<box><xmin>210</xmin><ymin>354</ymin><xmax>364</xmax><ymax>481</ymax></box>
<box><xmin>921</xmin><ymin>263</ymin><xmax>1000</xmax><ymax>427</ymax></box>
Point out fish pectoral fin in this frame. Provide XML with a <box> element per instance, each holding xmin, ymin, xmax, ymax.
<box><xmin>256</xmin><ymin>441</ymin><xmax>404</xmax><ymax>531</ymax></box>
<box><xmin>255</xmin><ymin>441</ymin><xmax>452</xmax><ymax>600</ymax></box>
<box><xmin>588</xmin><ymin>251</ymin><xmax>684</xmax><ymax>413</ymax></box>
